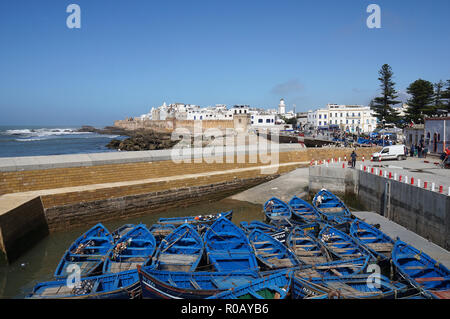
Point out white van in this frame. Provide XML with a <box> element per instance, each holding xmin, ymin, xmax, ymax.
<box><xmin>372</xmin><ymin>145</ymin><xmax>407</xmax><ymax>161</ymax></box>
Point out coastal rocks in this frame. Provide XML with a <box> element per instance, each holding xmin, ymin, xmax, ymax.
<box><xmin>106</xmin><ymin>130</ymin><xmax>178</xmax><ymax>151</ymax></box>
<box><xmin>77</xmin><ymin>125</ymin><xmax>131</xmax><ymax>136</ymax></box>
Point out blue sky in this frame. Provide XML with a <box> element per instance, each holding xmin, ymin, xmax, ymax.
<box><xmin>0</xmin><ymin>0</ymin><xmax>449</xmax><ymax>126</ymax></box>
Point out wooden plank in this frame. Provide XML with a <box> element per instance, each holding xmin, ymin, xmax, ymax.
<box><xmin>267</xmin><ymin>257</ymin><xmax>295</xmax><ymax>268</ymax></box>
<box><xmin>159</xmin><ymin>254</ymin><xmax>198</xmax><ymax>265</ymax></box>
<box><xmin>298</xmin><ymin>256</ymin><xmax>328</xmax><ymax>265</ymax></box>
<box><xmin>414</xmin><ymin>277</ymin><xmax>445</xmax><ymax>283</ymax></box>
<box><xmin>319</xmin><ymin>207</ymin><xmax>344</xmax><ymax>213</ymax></box>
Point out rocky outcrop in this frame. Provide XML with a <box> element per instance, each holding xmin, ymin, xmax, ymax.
<box><xmin>77</xmin><ymin>125</ymin><xmax>132</xmax><ymax>136</ymax></box>
<box><xmin>106</xmin><ymin>130</ymin><xmax>179</xmax><ymax>151</ymax></box>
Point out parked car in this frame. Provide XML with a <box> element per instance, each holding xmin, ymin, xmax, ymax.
<box><xmin>372</xmin><ymin>145</ymin><xmax>407</xmax><ymax>161</ymax></box>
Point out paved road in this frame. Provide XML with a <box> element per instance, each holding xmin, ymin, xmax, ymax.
<box><xmin>323</xmin><ymin>156</ymin><xmax>450</xmax><ymax>194</ymax></box>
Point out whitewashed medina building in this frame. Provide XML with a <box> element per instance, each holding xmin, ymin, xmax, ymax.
<box><xmin>307</xmin><ymin>104</ymin><xmax>378</xmax><ymax>133</ymax></box>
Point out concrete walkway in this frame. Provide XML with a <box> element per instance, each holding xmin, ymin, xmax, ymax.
<box><xmin>353</xmin><ymin>211</ymin><xmax>450</xmax><ymax>269</ymax></box>
<box><xmin>230</xmin><ymin>167</ymin><xmax>310</xmax><ymax>204</ymax></box>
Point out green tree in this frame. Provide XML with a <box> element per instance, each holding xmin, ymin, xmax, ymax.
<box><xmin>434</xmin><ymin>80</ymin><xmax>445</xmax><ymax>110</ymax></box>
<box><xmin>405</xmin><ymin>79</ymin><xmax>435</xmax><ymax>124</ymax></box>
<box><xmin>370</xmin><ymin>64</ymin><xmax>401</xmax><ymax>126</ymax></box>
<box><xmin>441</xmin><ymin>79</ymin><xmax>450</xmax><ymax>111</ymax></box>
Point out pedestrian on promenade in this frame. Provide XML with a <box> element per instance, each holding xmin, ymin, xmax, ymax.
<box><xmin>350</xmin><ymin>150</ymin><xmax>357</xmax><ymax>168</ymax></box>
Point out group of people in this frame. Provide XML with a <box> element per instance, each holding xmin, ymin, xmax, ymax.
<box><xmin>408</xmin><ymin>141</ymin><xmax>427</xmax><ymax>158</ymax></box>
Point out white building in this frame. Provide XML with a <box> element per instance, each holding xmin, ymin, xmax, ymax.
<box><xmin>307</xmin><ymin>104</ymin><xmax>378</xmax><ymax>133</ymax></box>
<box><xmin>278</xmin><ymin>99</ymin><xmax>286</xmax><ymax>114</ymax></box>
<box><xmin>424</xmin><ymin>116</ymin><xmax>450</xmax><ymax>154</ymax></box>
<box><xmin>250</xmin><ymin>113</ymin><xmax>276</xmax><ymax>127</ymax></box>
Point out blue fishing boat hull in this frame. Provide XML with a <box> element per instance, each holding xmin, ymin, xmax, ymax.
<box><xmin>204</xmin><ymin>217</ymin><xmax>259</xmax><ymax>273</ymax></box>
<box><xmin>28</xmin><ymin>270</ymin><xmax>140</xmax><ymax>299</ymax></box>
<box><xmin>392</xmin><ymin>240</ymin><xmax>450</xmax><ymax>299</ymax></box>
<box><xmin>103</xmin><ymin>224</ymin><xmax>156</xmax><ymax>274</ymax></box>
<box><xmin>287</xmin><ymin>226</ymin><xmax>331</xmax><ymax>265</ymax></box>
<box><xmin>249</xmin><ymin>230</ymin><xmax>300</xmax><ymax>270</ymax></box>
<box><xmin>319</xmin><ymin>225</ymin><xmax>373</xmax><ymax>260</ymax></box>
<box><xmin>137</xmin><ymin>266</ymin><xmax>260</xmax><ymax>299</ymax></box>
<box><xmin>151</xmin><ymin>223</ymin><xmax>204</xmax><ymax>272</ymax></box>
<box><xmin>288</xmin><ymin>196</ymin><xmax>322</xmax><ymax>223</ymax></box>
<box><xmin>263</xmin><ymin>197</ymin><xmax>292</xmax><ymax>225</ymax></box>
<box><xmin>350</xmin><ymin>219</ymin><xmax>394</xmax><ymax>261</ymax></box>
<box><xmin>294</xmin><ymin>256</ymin><xmax>370</xmax><ymax>278</ymax></box>
<box><xmin>54</xmin><ymin>223</ymin><xmax>114</xmax><ymax>279</ymax></box>
<box><xmin>292</xmin><ymin>273</ymin><xmax>407</xmax><ymax>299</ymax></box>
<box><xmin>312</xmin><ymin>189</ymin><xmax>353</xmax><ymax>222</ymax></box>
<box><xmin>207</xmin><ymin>269</ymin><xmax>293</xmax><ymax>299</ymax></box>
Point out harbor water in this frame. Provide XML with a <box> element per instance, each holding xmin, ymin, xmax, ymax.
<box><xmin>0</xmin><ymin>198</ymin><xmax>263</xmax><ymax>298</ymax></box>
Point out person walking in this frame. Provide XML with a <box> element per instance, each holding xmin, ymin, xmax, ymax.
<box><xmin>350</xmin><ymin>150</ymin><xmax>357</xmax><ymax>168</ymax></box>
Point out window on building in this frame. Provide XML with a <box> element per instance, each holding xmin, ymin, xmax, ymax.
<box><xmin>319</xmin><ymin>114</ymin><xmax>322</xmax><ymax>119</ymax></box>
<box><xmin>258</xmin><ymin>119</ymin><xmax>263</xmax><ymax>123</ymax></box>
<box><xmin>324</xmin><ymin>115</ymin><xmax>327</xmax><ymax>119</ymax></box>
<box><xmin>319</xmin><ymin>121</ymin><xmax>322</xmax><ymax>126</ymax></box>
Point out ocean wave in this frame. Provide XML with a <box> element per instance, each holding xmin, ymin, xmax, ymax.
<box><xmin>5</xmin><ymin>128</ymin><xmax>89</xmax><ymax>136</ymax></box>
<box><xmin>2</xmin><ymin>128</ymin><xmax>94</xmax><ymax>139</ymax></box>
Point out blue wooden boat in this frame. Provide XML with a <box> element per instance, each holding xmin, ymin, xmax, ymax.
<box><xmin>204</xmin><ymin>216</ymin><xmax>259</xmax><ymax>272</ymax></box>
<box><xmin>54</xmin><ymin>223</ymin><xmax>114</xmax><ymax>279</ymax></box>
<box><xmin>294</xmin><ymin>256</ymin><xmax>370</xmax><ymax>278</ymax></box>
<box><xmin>240</xmin><ymin>220</ymin><xmax>287</xmax><ymax>243</ymax></box>
<box><xmin>319</xmin><ymin>225</ymin><xmax>373</xmax><ymax>260</ymax></box>
<box><xmin>392</xmin><ymin>240</ymin><xmax>450</xmax><ymax>299</ymax></box>
<box><xmin>149</xmin><ymin>223</ymin><xmax>176</xmax><ymax>246</ymax></box>
<box><xmin>292</xmin><ymin>273</ymin><xmax>407</xmax><ymax>299</ymax></box>
<box><xmin>294</xmin><ymin>222</ymin><xmax>322</xmax><ymax>238</ymax></box>
<box><xmin>263</xmin><ymin>197</ymin><xmax>292</xmax><ymax>225</ymax></box>
<box><xmin>350</xmin><ymin>219</ymin><xmax>394</xmax><ymax>261</ymax></box>
<box><xmin>207</xmin><ymin>269</ymin><xmax>294</xmax><ymax>299</ymax></box>
<box><xmin>103</xmin><ymin>224</ymin><xmax>156</xmax><ymax>274</ymax></box>
<box><xmin>137</xmin><ymin>266</ymin><xmax>260</xmax><ymax>299</ymax></box>
<box><xmin>288</xmin><ymin>196</ymin><xmax>322</xmax><ymax>223</ymax></box>
<box><xmin>111</xmin><ymin>224</ymin><xmax>135</xmax><ymax>243</ymax></box>
<box><xmin>287</xmin><ymin>226</ymin><xmax>331</xmax><ymax>265</ymax></box>
<box><xmin>157</xmin><ymin>210</ymin><xmax>233</xmax><ymax>227</ymax></box>
<box><xmin>248</xmin><ymin>230</ymin><xmax>300</xmax><ymax>270</ymax></box>
<box><xmin>27</xmin><ymin>269</ymin><xmax>140</xmax><ymax>299</ymax></box>
<box><xmin>151</xmin><ymin>223</ymin><xmax>204</xmax><ymax>272</ymax></box>
<box><xmin>240</xmin><ymin>220</ymin><xmax>282</xmax><ymax>234</ymax></box>
<box><xmin>312</xmin><ymin>189</ymin><xmax>352</xmax><ymax>222</ymax></box>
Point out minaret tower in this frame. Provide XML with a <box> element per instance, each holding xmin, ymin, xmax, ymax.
<box><xmin>278</xmin><ymin>98</ymin><xmax>286</xmax><ymax>114</ymax></box>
